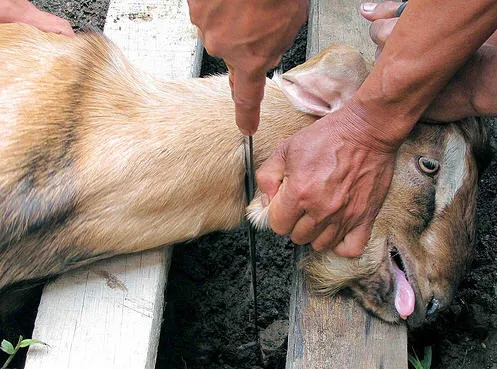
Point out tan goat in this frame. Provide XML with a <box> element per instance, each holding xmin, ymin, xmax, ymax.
<box><xmin>0</xmin><ymin>23</ymin><xmax>492</xmax><ymax>327</ymax></box>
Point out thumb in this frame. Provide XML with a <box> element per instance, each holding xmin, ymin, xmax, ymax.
<box><xmin>360</xmin><ymin>1</ymin><xmax>403</xmax><ymax>21</ymax></box>
<box><xmin>256</xmin><ymin>145</ymin><xmax>287</xmax><ymax>202</ymax></box>
<box><xmin>233</xmin><ymin>68</ymin><xmax>266</xmax><ymax>135</ymax></box>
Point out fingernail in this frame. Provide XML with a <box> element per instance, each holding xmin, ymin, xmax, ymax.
<box><xmin>261</xmin><ymin>193</ymin><xmax>270</xmax><ymax>208</ymax></box>
<box><xmin>361</xmin><ymin>2</ymin><xmax>377</xmax><ymax>12</ymax></box>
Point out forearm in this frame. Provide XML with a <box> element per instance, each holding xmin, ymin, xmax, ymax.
<box><xmin>355</xmin><ymin>0</ymin><xmax>497</xmax><ymax>145</ymax></box>
<box><xmin>473</xmin><ymin>45</ymin><xmax>497</xmax><ymax>116</ymax></box>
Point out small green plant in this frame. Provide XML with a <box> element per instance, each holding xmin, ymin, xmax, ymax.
<box><xmin>408</xmin><ymin>346</ymin><xmax>432</xmax><ymax>369</ymax></box>
<box><xmin>1</xmin><ymin>335</ymin><xmax>46</xmax><ymax>369</ymax></box>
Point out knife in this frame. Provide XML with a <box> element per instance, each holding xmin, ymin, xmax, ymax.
<box><xmin>395</xmin><ymin>0</ymin><xmax>408</xmax><ymax>17</ymax></box>
<box><xmin>244</xmin><ymin>135</ymin><xmax>259</xmax><ymax>341</ymax></box>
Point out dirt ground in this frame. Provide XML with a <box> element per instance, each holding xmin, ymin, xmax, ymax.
<box><xmin>4</xmin><ymin>2</ymin><xmax>497</xmax><ymax>369</ymax></box>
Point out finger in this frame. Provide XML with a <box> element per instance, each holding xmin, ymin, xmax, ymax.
<box><xmin>333</xmin><ymin>222</ymin><xmax>371</xmax><ymax>258</ymax></box>
<box><xmin>310</xmin><ymin>223</ymin><xmax>340</xmax><ymax>252</ymax></box>
<box><xmin>360</xmin><ymin>1</ymin><xmax>404</xmax><ymax>21</ymax></box>
<box><xmin>29</xmin><ymin>11</ymin><xmax>74</xmax><ymax>36</ymax></box>
<box><xmin>256</xmin><ymin>145</ymin><xmax>287</xmax><ymax>201</ymax></box>
<box><xmin>51</xmin><ymin>17</ymin><xmax>74</xmax><ymax>36</ymax></box>
<box><xmin>257</xmin><ymin>144</ymin><xmax>304</xmax><ymax>234</ymax></box>
<box><xmin>369</xmin><ymin>18</ymin><xmax>397</xmax><ymax>48</ymax></box>
<box><xmin>267</xmin><ymin>178</ymin><xmax>305</xmax><ymax>235</ymax></box>
<box><xmin>290</xmin><ymin>213</ymin><xmax>328</xmax><ymax>245</ymax></box>
<box><xmin>233</xmin><ymin>69</ymin><xmax>266</xmax><ymax>135</ymax></box>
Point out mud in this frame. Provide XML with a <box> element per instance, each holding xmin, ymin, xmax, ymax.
<box><xmin>3</xmin><ymin>2</ymin><xmax>497</xmax><ymax>369</ymax></box>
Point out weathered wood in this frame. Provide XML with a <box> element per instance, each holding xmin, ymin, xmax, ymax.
<box><xmin>306</xmin><ymin>0</ymin><xmax>377</xmax><ymax>61</ymax></box>
<box><xmin>286</xmin><ymin>0</ymin><xmax>408</xmax><ymax>368</ymax></box>
<box><xmin>24</xmin><ymin>1</ymin><xmax>202</xmax><ymax>368</ymax></box>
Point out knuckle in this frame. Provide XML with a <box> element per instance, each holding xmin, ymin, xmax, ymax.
<box><xmin>385</xmin><ymin>1</ymin><xmax>403</xmax><ymax>12</ymax></box>
<box><xmin>255</xmin><ymin>167</ymin><xmax>270</xmax><ymax>186</ymax></box>
<box><xmin>313</xmin><ymin>212</ymin><xmax>330</xmax><ymax>226</ymax></box>
<box><xmin>233</xmin><ymin>94</ymin><xmax>261</xmax><ymax>110</ymax></box>
<box><xmin>342</xmin><ymin>245</ymin><xmax>364</xmax><ymax>258</ymax></box>
<box><xmin>290</xmin><ymin>233</ymin><xmax>307</xmax><ymax>245</ymax></box>
<box><xmin>202</xmin><ymin>36</ymin><xmax>224</xmax><ymax>58</ymax></box>
<box><xmin>311</xmin><ymin>239</ymin><xmax>326</xmax><ymax>252</ymax></box>
<box><xmin>369</xmin><ymin>22</ymin><xmax>381</xmax><ymax>45</ymax></box>
<box><xmin>270</xmin><ymin>222</ymin><xmax>289</xmax><ymax>236</ymax></box>
<box><xmin>293</xmin><ymin>181</ymin><xmax>314</xmax><ymax>206</ymax></box>
<box><xmin>369</xmin><ymin>19</ymin><xmax>391</xmax><ymax>46</ymax></box>
<box><xmin>377</xmin><ymin>21</ymin><xmax>391</xmax><ymax>43</ymax></box>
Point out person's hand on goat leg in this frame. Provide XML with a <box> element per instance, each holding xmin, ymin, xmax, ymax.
<box><xmin>187</xmin><ymin>0</ymin><xmax>308</xmax><ymax>135</ymax></box>
<box><xmin>0</xmin><ymin>0</ymin><xmax>74</xmax><ymax>35</ymax></box>
<box><xmin>258</xmin><ymin>0</ymin><xmax>497</xmax><ymax>257</ymax></box>
<box><xmin>361</xmin><ymin>1</ymin><xmax>497</xmax><ymax>121</ymax></box>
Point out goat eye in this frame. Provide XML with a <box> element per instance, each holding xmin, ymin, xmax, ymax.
<box><xmin>418</xmin><ymin>156</ymin><xmax>440</xmax><ymax>175</ymax></box>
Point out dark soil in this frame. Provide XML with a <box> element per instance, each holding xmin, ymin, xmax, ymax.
<box><xmin>4</xmin><ymin>2</ymin><xmax>497</xmax><ymax>369</ymax></box>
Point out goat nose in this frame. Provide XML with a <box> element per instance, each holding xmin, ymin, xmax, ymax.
<box><xmin>425</xmin><ymin>297</ymin><xmax>441</xmax><ymax>321</ymax></box>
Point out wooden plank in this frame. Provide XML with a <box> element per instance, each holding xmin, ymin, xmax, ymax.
<box><xmin>24</xmin><ymin>1</ymin><xmax>202</xmax><ymax>369</ymax></box>
<box><xmin>286</xmin><ymin>0</ymin><xmax>408</xmax><ymax>368</ymax></box>
<box><xmin>306</xmin><ymin>0</ymin><xmax>376</xmax><ymax>61</ymax></box>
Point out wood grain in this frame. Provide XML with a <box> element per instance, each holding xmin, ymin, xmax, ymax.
<box><xmin>24</xmin><ymin>1</ymin><xmax>202</xmax><ymax>368</ymax></box>
<box><xmin>287</xmin><ymin>0</ymin><xmax>408</xmax><ymax>368</ymax></box>
<box><xmin>307</xmin><ymin>0</ymin><xmax>376</xmax><ymax>60</ymax></box>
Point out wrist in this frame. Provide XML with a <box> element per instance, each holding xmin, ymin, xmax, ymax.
<box><xmin>351</xmin><ymin>55</ymin><xmax>430</xmax><ymax>146</ymax></box>
<box><xmin>327</xmin><ymin>97</ymin><xmax>410</xmax><ymax>154</ymax></box>
<box><xmin>345</xmin><ymin>90</ymin><xmax>416</xmax><ymax>151</ymax></box>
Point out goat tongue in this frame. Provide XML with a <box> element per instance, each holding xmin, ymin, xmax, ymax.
<box><xmin>392</xmin><ymin>262</ymin><xmax>415</xmax><ymax>320</ymax></box>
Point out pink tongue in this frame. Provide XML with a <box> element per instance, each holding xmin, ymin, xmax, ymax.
<box><xmin>392</xmin><ymin>263</ymin><xmax>415</xmax><ymax>320</ymax></box>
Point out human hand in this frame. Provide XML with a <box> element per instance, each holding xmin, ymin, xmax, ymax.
<box><xmin>360</xmin><ymin>1</ymin><xmax>497</xmax><ymax>121</ymax></box>
<box><xmin>256</xmin><ymin>99</ymin><xmax>397</xmax><ymax>257</ymax></box>
<box><xmin>0</xmin><ymin>0</ymin><xmax>74</xmax><ymax>36</ymax></box>
<box><xmin>187</xmin><ymin>0</ymin><xmax>308</xmax><ymax>135</ymax></box>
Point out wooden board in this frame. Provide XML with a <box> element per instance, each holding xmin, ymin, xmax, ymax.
<box><xmin>306</xmin><ymin>0</ymin><xmax>376</xmax><ymax>61</ymax></box>
<box><xmin>286</xmin><ymin>0</ymin><xmax>408</xmax><ymax>368</ymax></box>
<box><xmin>24</xmin><ymin>1</ymin><xmax>202</xmax><ymax>368</ymax></box>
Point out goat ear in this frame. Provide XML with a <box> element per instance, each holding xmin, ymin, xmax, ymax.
<box><xmin>275</xmin><ymin>45</ymin><xmax>371</xmax><ymax>116</ymax></box>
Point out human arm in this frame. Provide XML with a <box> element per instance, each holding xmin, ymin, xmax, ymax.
<box><xmin>362</xmin><ymin>1</ymin><xmax>497</xmax><ymax>121</ymax></box>
<box><xmin>0</xmin><ymin>0</ymin><xmax>74</xmax><ymax>35</ymax></box>
<box><xmin>356</xmin><ymin>0</ymin><xmax>497</xmax><ymax>142</ymax></box>
<box><xmin>187</xmin><ymin>0</ymin><xmax>308</xmax><ymax>135</ymax></box>
<box><xmin>257</xmin><ymin>0</ymin><xmax>497</xmax><ymax>256</ymax></box>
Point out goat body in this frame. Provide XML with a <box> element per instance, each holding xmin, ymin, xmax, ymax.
<box><xmin>0</xmin><ymin>24</ymin><xmax>492</xmax><ymax>327</ymax></box>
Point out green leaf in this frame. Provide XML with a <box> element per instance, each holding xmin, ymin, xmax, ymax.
<box><xmin>421</xmin><ymin>346</ymin><xmax>432</xmax><ymax>369</ymax></box>
<box><xmin>408</xmin><ymin>353</ymin><xmax>423</xmax><ymax>369</ymax></box>
<box><xmin>19</xmin><ymin>339</ymin><xmax>46</xmax><ymax>348</ymax></box>
<box><xmin>1</xmin><ymin>340</ymin><xmax>15</xmax><ymax>355</ymax></box>
<box><xmin>408</xmin><ymin>347</ymin><xmax>432</xmax><ymax>369</ymax></box>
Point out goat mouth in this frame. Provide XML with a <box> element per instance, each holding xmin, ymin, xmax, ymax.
<box><xmin>389</xmin><ymin>246</ymin><xmax>416</xmax><ymax>320</ymax></box>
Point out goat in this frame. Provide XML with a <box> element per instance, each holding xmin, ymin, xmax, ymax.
<box><xmin>0</xmin><ymin>23</ymin><xmax>492</xmax><ymax>327</ymax></box>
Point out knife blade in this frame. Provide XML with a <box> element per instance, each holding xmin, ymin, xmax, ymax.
<box><xmin>395</xmin><ymin>0</ymin><xmax>408</xmax><ymax>17</ymax></box>
<box><xmin>244</xmin><ymin>135</ymin><xmax>259</xmax><ymax>340</ymax></box>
